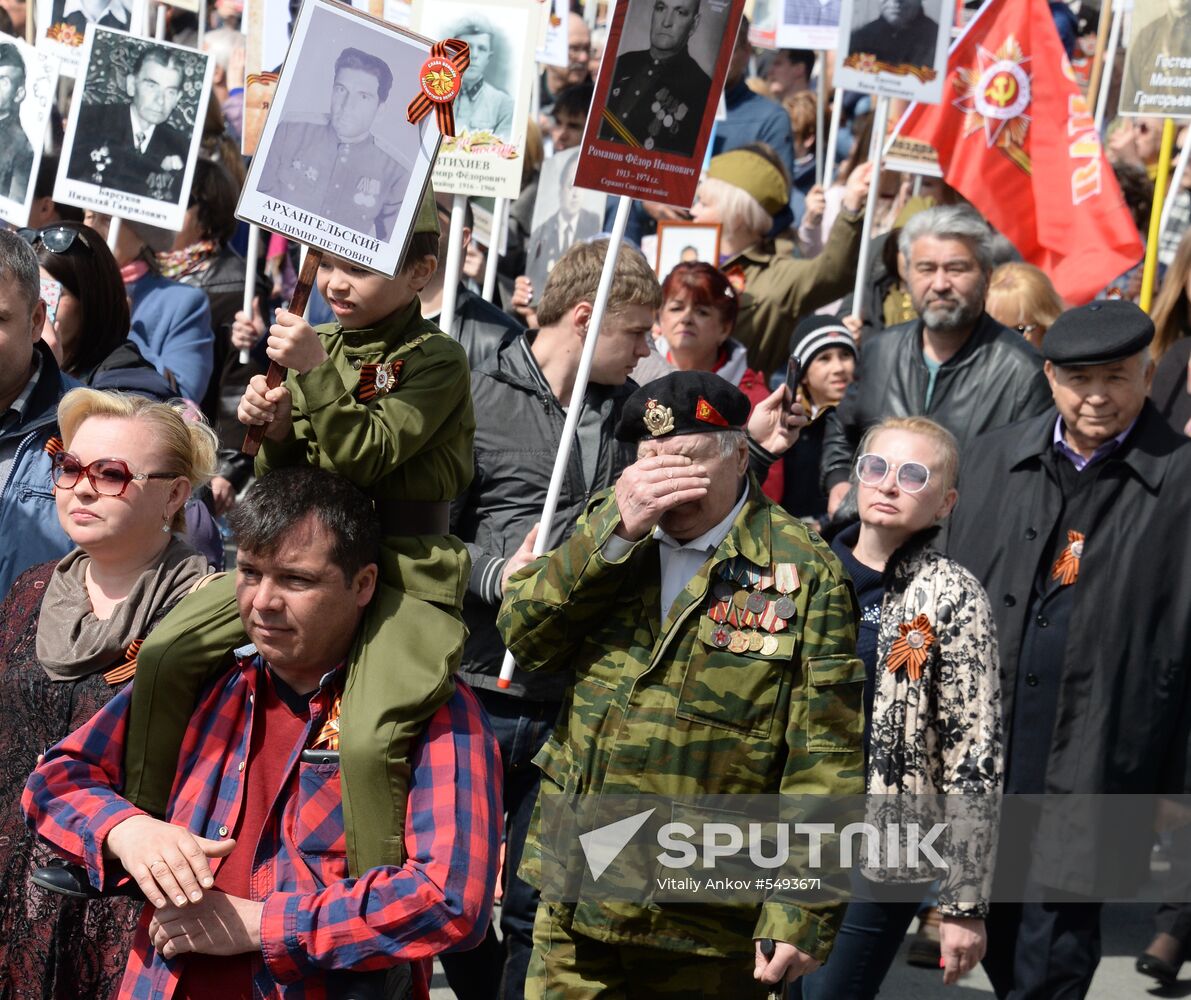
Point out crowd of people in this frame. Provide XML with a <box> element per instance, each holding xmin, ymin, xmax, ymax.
<box><xmin>0</xmin><ymin>0</ymin><xmax>1189</xmax><ymax>998</ymax></box>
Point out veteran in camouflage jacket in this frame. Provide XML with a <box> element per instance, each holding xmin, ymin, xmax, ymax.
<box><xmin>498</xmin><ymin>372</ymin><xmax>864</xmax><ymax>991</ymax></box>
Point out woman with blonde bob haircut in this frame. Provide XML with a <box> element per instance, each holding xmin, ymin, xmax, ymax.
<box><xmin>0</xmin><ymin>389</ymin><xmax>216</xmax><ymax>999</ymax></box>
<box><xmin>985</xmin><ymin>262</ymin><xmax>1064</xmax><ymax>350</ymax></box>
<box><xmin>794</xmin><ymin>416</ymin><xmax>1003</xmax><ymax>1000</ymax></box>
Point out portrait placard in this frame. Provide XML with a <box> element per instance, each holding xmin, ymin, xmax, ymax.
<box><xmin>748</xmin><ymin>0</ymin><xmax>778</xmax><ymax>49</ymax></box>
<box><xmin>0</xmin><ymin>33</ymin><xmax>59</xmax><ymax>228</ymax></box>
<box><xmin>411</xmin><ymin>0</ymin><xmax>538</xmax><ymax>200</ymax></box>
<box><xmin>1119</xmin><ymin>0</ymin><xmax>1191</xmax><ymax>118</ymax></box>
<box><xmin>655</xmin><ymin>220</ymin><xmax>720</xmax><ymax>276</ymax></box>
<box><xmin>35</xmin><ymin>0</ymin><xmax>148</xmax><ymax>76</ymax></box>
<box><xmin>536</xmin><ymin>0</ymin><xmax>570</xmax><ymax>68</ymax></box>
<box><xmin>575</xmin><ymin>0</ymin><xmax>747</xmax><ymax>208</ymax></box>
<box><xmin>56</xmin><ymin>29</ymin><xmax>212</xmax><ymax>230</ymax></box>
<box><xmin>835</xmin><ymin>0</ymin><xmax>950</xmax><ymax>104</ymax></box>
<box><xmin>526</xmin><ymin>146</ymin><xmax>608</xmax><ymax>293</ymax></box>
<box><xmin>237</xmin><ymin>0</ymin><xmax>440</xmax><ymax>277</ymax></box>
<box><xmin>776</xmin><ymin>0</ymin><xmax>841</xmax><ymax>50</ymax></box>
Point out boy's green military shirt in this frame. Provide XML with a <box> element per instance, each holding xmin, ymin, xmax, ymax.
<box><xmin>257</xmin><ymin>298</ymin><xmax>475</xmax><ymax>608</ymax></box>
<box><xmin>498</xmin><ymin>486</ymin><xmax>865</xmax><ymax>963</ymax></box>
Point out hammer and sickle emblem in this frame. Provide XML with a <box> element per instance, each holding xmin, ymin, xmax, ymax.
<box><xmin>986</xmin><ymin>73</ymin><xmax>1016</xmax><ymax>107</ymax></box>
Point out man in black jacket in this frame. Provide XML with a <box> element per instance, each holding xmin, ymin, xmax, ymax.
<box><xmin>947</xmin><ymin>300</ymin><xmax>1191</xmax><ymax>998</ymax></box>
<box><xmin>820</xmin><ymin>205</ymin><xmax>1051</xmax><ymax>515</ymax></box>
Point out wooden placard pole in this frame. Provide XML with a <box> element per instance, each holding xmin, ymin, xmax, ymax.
<box><xmin>238</xmin><ymin>224</ymin><xmax>262</xmax><ymax>364</ymax></box>
<box><xmin>814</xmin><ymin>52</ymin><xmax>826</xmax><ymax>188</ymax></box>
<box><xmin>496</xmin><ymin>194</ymin><xmax>632</xmax><ymax>689</ymax></box>
<box><xmin>439</xmin><ymin>193</ymin><xmax>467</xmax><ymax>336</ymax></box>
<box><xmin>481</xmin><ymin>195</ymin><xmax>507</xmax><ymax>302</ymax></box>
<box><xmin>849</xmin><ymin>95</ymin><xmax>889</xmax><ymax>324</ymax></box>
<box><xmin>1093</xmin><ymin>3</ymin><xmax>1123</xmax><ymax>133</ymax></box>
<box><xmin>1140</xmin><ymin>118</ymin><xmax>1177</xmax><ymax>314</ymax></box>
<box><xmin>1087</xmin><ymin>0</ymin><xmax>1114</xmax><ymax>118</ymax></box>
<box><xmin>241</xmin><ymin>247</ymin><xmax>323</xmax><ymax>456</ymax></box>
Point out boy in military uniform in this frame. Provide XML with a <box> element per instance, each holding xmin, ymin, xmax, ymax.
<box><xmin>498</xmin><ymin>371</ymin><xmax>865</xmax><ymax>996</ymax></box>
<box><xmin>117</xmin><ymin>191</ymin><xmax>474</xmax><ymax>878</ymax></box>
<box><xmin>258</xmin><ymin>46</ymin><xmax>408</xmax><ymax>241</ymax></box>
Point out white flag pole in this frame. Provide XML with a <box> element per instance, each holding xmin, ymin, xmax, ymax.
<box><xmin>239</xmin><ymin>224</ymin><xmax>262</xmax><ymax>364</ymax></box>
<box><xmin>814</xmin><ymin>52</ymin><xmax>826</xmax><ymax>188</ymax></box>
<box><xmin>849</xmin><ymin>95</ymin><xmax>889</xmax><ymax>325</ymax></box>
<box><xmin>1159</xmin><ymin>132</ymin><xmax>1191</xmax><ymax>247</ymax></box>
<box><xmin>823</xmin><ymin>85</ymin><xmax>845</xmax><ymax>190</ymax></box>
<box><xmin>106</xmin><ymin>217</ymin><xmax>123</xmax><ymax>254</ymax></box>
<box><xmin>482</xmin><ymin>195</ymin><xmax>507</xmax><ymax>302</ymax></box>
<box><xmin>1093</xmin><ymin>5</ymin><xmax>1123</xmax><ymax>134</ymax></box>
<box><xmin>439</xmin><ymin>193</ymin><xmax>467</xmax><ymax>337</ymax></box>
<box><xmin>154</xmin><ymin>1</ymin><xmax>166</xmax><ymax>38</ymax></box>
<box><xmin>496</xmin><ymin>194</ymin><xmax>632</xmax><ymax>689</ymax></box>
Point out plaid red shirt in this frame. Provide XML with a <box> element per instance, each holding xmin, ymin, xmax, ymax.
<box><xmin>22</xmin><ymin>648</ymin><xmax>501</xmax><ymax>1000</ymax></box>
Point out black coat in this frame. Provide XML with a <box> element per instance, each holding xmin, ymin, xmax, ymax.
<box><xmin>450</xmin><ymin>333</ymin><xmax>636</xmax><ymax>700</ymax></box>
<box><xmin>820</xmin><ymin>313</ymin><xmax>1052</xmax><ymax>492</ymax></box>
<box><xmin>947</xmin><ymin>403</ymin><xmax>1191</xmax><ymax>892</ymax></box>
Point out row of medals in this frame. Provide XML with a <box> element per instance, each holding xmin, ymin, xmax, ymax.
<box><xmin>708</xmin><ymin>578</ymin><xmax>796</xmax><ymax>657</ymax></box>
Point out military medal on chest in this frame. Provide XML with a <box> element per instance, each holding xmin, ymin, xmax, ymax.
<box><xmin>356</xmin><ymin>359</ymin><xmax>404</xmax><ymax>402</ymax></box>
<box><xmin>705</xmin><ymin>557</ymin><xmax>802</xmax><ymax>655</ymax></box>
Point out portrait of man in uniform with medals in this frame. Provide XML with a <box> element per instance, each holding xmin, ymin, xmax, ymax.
<box><xmin>446</xmin><ymin>13</ymin><xmax>515</xmax><ymax>140</ymax></box>
<box><xmin>60</xmin><ymin>32</ymin><xmax>210</xmax><ymax>221</ymax></box>
<box><xmin>257</xmin><ymin>44</ymin><xmax>409</xmax><ymax>241</ymax></box>
<box><xmin>598</xmin><ymin>0</ymin><xmax>715</xmax><ymax>156</ymax></box>
<box><xmin>1121</xmin><ymin>0</ymin><xmax>1191</xmax><ymax>116</ymax></box>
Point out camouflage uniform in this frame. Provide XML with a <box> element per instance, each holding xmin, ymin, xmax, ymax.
<box><xmin>498</xmin><ymin>484</ymin><xmax>865</xmax><ymax>991</ymax></box>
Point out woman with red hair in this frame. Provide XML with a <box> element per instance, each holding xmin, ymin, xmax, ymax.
<box><xmin>655</xmin><ymin>261</ymin><xmax>784</xmax><ymax>499</ymax></box>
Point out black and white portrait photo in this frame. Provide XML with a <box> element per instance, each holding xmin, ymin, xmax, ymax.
<box><xmin>36</xmin><ymin>0</ymin><xmax>148</xmax><ymax>75</ymax></box>
<box><xmin>57</xmin><ymin>29</ymin><xmax>211</xmax><ymax>229</ymax></box>
<box><xmin>1120</xmin><ymin>0</ymin><xmax>1191</xmax><ymax>116</ymax></box>
<box><xmin>412</xmin><ymin>0</ymin><xmax>536</xmax><ymax>200</ymax></box>
<box><xmin>446</xmin><ymin>13</ymin><xmax>515</xmax><ymax>139</ymax></box>
<box><xmin>0</xmin><ymin>34</ymin><xmax>56</xmax><ymax>226</ymax></box>
<box><xmin>836</xmin><ymin>0</ymin><xmax>949</xmax><ymax>103</ymax></box>
<box><xmin>777</xmin><ymin>0</ymin><xmax>841</xmax><ymax>50</ymax></box>
<box><xmin>526</xmin><ymin>147</ymin><xmax>607</xmax><ymax>292</ymax></box>
<box><xmin>598</xmin><ymin>0</ymin><xmax>730</xmax><ymax>157</ymax></box>
<box><xmin>257</xmin><ymin>44</ymin><xmax>409</xmax><ymax>241</ymax></box>
<box><xmin>238</xmin><ymin>0</ymin><xmax>441</xmax><ymax>276</ymax></box>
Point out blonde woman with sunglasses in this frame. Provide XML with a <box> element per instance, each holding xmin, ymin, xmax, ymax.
<box><xmin>0</xmin><ymin>388</ymin><xmax>216</xmax><ymax>999</ymax></box>
<box><xmin>793</xmin><ymin>416</ymin><xmax>1003</xmax><ymax>999</ymax></box>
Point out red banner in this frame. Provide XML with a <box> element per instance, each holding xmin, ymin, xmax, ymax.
<box><xmin>894</xmin><ymin>0</ymin><xmax>1143</xmax><ymax>305</ymax></box>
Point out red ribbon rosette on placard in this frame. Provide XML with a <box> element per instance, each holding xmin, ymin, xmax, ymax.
<box><xmin>887</xmin><ymin>613</ymin><xmax>935</xmax><ymax>682</ymax></box>
<box><xmin>407</xmin><ymin>39</ymin><xmax>470</xmax><ymax>137</ymax></box>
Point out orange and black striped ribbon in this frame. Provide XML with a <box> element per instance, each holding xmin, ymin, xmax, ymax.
<box><xmin>310</xmin><ymin>696</ymin><xmax>341</xmax><ymax>752</ymax></box>
<box><xmin>1050</xmin><ymin>530</ymin><xmax>1085</xmax><ymax>587</ymax></box>
<box><xmin>104</xmin><ymin>638</ymin><xmax>143</xmax><ymax>686</ymax></box>
<box><xmin>44</xmin><ymin>435</ymin><xmax>64</xmax><ymax>457</ymax></box>
<box><xmin>356</xmin><ymin>360</ymin><xmax>403</xmax><ymax>402</ymax></box>
<box><xmin>407</xmin><ymin>39</ymin><xmax>470</xmax><ymax>137</ymax></box>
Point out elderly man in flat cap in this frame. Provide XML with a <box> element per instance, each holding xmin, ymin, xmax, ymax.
<box><xmin>947</xmin><ymin>300</ymin><xmax>1191</xmax><ymax>998</ymax></box>
<box><xmin>498</xmin><ymin>370</ymin><xmax>865</xmax><ymax>996</ymax></box>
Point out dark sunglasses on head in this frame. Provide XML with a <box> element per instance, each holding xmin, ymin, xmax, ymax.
<box><xmin>18</xmin><ymin>225</ymin><xmax>93</xmax><ymax>255</ymax></box>
<box><xmin>855</xmin><ymin>453</ymin><xmax>932</xmax><ymax>494</ymax></box>
<box><xmin>51</xmin><ymin>452</ymin><xmax>177</xmax><ymax>498</ymax></box>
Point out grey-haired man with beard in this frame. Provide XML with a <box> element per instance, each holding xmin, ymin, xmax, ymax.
<box><xmin>818</xmin><ymin>205</ymin><xmax>1053</xmax><ymax>516</ymax></box>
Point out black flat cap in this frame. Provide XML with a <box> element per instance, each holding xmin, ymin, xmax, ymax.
<box><xmin>1042</xmin><ymin>300</ymin><xmax>1154</xmax><ymax>367</ymax></box>
<box><xmin>615</xmin><ymin>371</ymin><xmax>750</xmax><ymax>443</ymax></box>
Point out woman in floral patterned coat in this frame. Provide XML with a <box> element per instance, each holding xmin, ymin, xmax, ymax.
<box><xmin>795</xmin><ymin>416</ymin><xmax>1002</xmax><ymax>999</ymax></box>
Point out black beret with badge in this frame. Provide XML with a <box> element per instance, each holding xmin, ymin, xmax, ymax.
<box><xmin>1041</xmin><ymin>300</ymin><xmax>1154</xmax><ymax>367</ymax></box>
<box><xmin>615</xmin><ymin>370</ymin><xmax>751</xmax><ymax>443</ymax></box>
